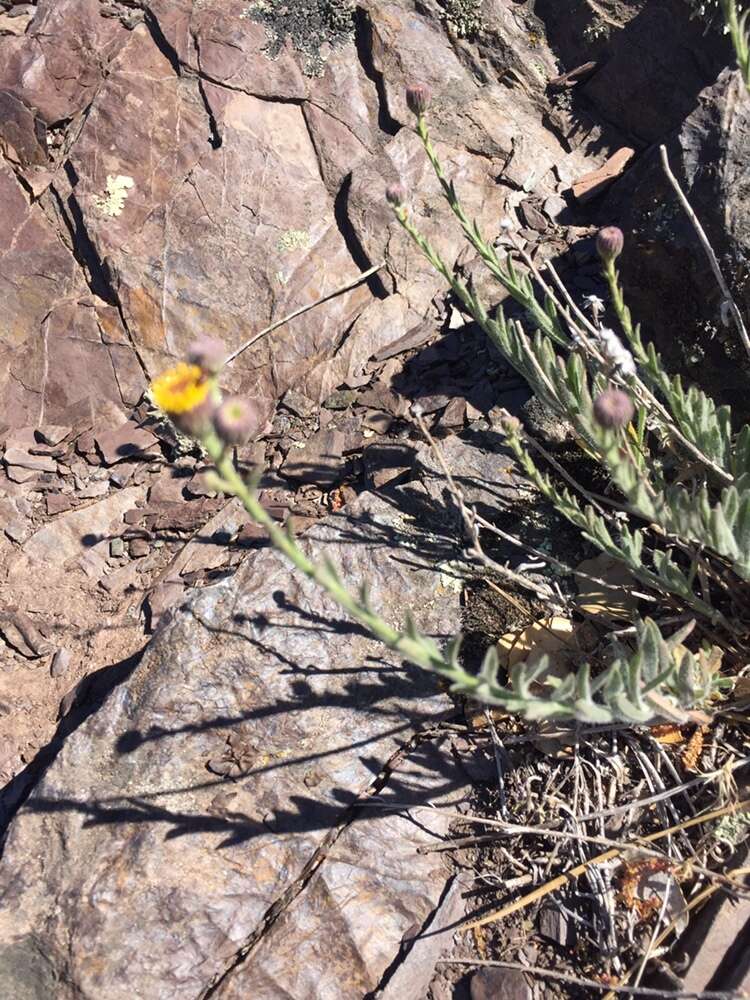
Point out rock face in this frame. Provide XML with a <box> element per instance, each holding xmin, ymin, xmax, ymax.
<box><xmin>0</xmin><ymin>491</ymin><xmax>467</xmax><ymax>999</ymax></box>
<box><xmin>0</xmin><ymin>0</ymin><xmax>742</xmax><ymax>995</ymax></box>
<box><xmin>0</xmin><ymin>0</ymin><xmax>603</xmax><ymax>429</ymax></box>
<box><xmin>537</xmin><ymin>0</ymin><xmax>730</xmax><ymax>141</ymax></box>
<box><xmin>604</xmin><ymin>68</ymin><xmax>750</xmax><ymax>414</ymax></box>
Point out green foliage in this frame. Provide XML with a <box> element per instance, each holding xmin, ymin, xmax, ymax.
<box><xmin>722</xmin><ymin>0</ymin><xmax>750</xmax><ymax>87</ymax></box>
<box><xmin>468</xmin><ymin>619</ymin><xmax>723</xmax><ymax>725</ymax></box>
<box><xmin>383</xmin><ymin>52</ymin><xmax>750</xmax><ymax>720</ymax></box>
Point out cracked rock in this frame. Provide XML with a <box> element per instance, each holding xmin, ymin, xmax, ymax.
<box><xmin>0</xmin><ymin>491</ymin><xmax>465</xmax><ymax>999</ymax></box>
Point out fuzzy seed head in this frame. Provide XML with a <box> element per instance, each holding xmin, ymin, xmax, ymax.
<box><xmin>596</xmin><ymin>226</ymin><xmax>624</xmax><ymax>263</ymax></box>
<box><xmin>385</xmin><ymin>182</ymin><xmax>406</xmax><ymax>207</ymax></box>
<box><xmin>593</xmin><ymin>388</ymin><xmax>634</xmax><ymax>429</ymax></box>
<box><xmin>186</xmin><ymin>336</ymin><xmax>226</xmax><ymax>375</ymax></box>
<box><xmin>213</xmin><ymin>396</ymin><xmax>260</xmax><ymax>446</ymax></box>
<box><xmin>406</xmin><ymin>83</ymin><xmax>431</xmax><ymax>116</ymax></box>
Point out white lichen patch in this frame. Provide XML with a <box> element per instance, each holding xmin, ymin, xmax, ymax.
<box><xmin>94</xmin><ymin>174</ymin><xmax>135</xmax><ymax>217</ymax></box>
<box><xmin>276</xmin><ymin>229</ymin><xmax>310</xmax><ymax>254</ymax></box>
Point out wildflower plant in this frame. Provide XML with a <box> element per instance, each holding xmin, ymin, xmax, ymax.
<box><xmin>149</xmin><ymin>17</ymin><xmax>750</xmax><ymax>727</ymax></box>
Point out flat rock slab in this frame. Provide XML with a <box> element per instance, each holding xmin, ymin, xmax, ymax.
<box><xmin>0</xmin><ymin>491</ymin><xmax>466</xmax><ymax>999</ymax></box>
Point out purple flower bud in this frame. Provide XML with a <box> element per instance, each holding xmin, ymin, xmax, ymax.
<box><xmin>213</xmin><ymin>396</ymin><xmax>260</xmax><ymax>446</ymax></box>
<box><xmin>171</xmin><ymin>395</ymin><xmax>217</xmax><ymax>438</ymax></box>
<box><xmin>593</xmin><ymin>388</ymin><xmax>634</xmax><ymax>429</ymax></box>
<box><xmin>406</xmin><ymin>83</ymin><xmax>431</xmax><ymax>116</ymax></box>
<box><xmin>596</xmin><ymin>226</ymin><xmax>624</xmax><ymax>263</ymax></box>
<box><xmin>498</xmin><ymin>412</ymin><xmax>522</xmax><ymax>435</ymax></box>
<box><xmin>186</xmin><ymin>336</ymin><xmax>226</xmax><ymax>375</ymax></box>
<box><xmin>385</xmin><ymin>182</ymin><xmax>406</xmax><ymax>207</ymax></box>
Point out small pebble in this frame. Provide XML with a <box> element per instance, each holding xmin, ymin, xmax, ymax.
<box><xmin>129</xmin><ymin>538</ymin><xmax>149</xmax><ymax>558</ymax></box>
<box><xmin>110</xmin><ymin>537</ymin><xmax>125</xmax><ymax>558</ymax></box>
<box><xmin>50</xmin><ymin>648</ymin><xmax>71</xmax><ymax>678</ymax></box>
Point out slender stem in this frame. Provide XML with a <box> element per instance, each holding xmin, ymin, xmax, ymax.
<box><xmin>722</xmin><ymin>0</ymin><xmax>750</xmax><ymax>87</ymax></box>
<box><xmin>603</xmin><ymin>256</ymin><xmax>734</xmax><ymax>485</ymax></box>
<box><xmin>436</xmin><ymin>959</ymin><xmax>742</xmax><ymax>999</ymax></box>
<box><xmin>414</xmin><ymin>412</ymin><xmax>555</xmax><ymax>601</ymax></box>
<box><xmin>225</xmin><ymin>262</ymin><xmax>385</xmax><ymax>365</ymax></box>
<box><xmin>415</xmin><ymin>115</ymin><xmax>569</xmax><ymax>346</ymax></box>
<box><xmin>659</xmin><ymin>144</ymin><xmax>750</xmax><ymax>362</ymax></box>
<box><xmin>202</xmin><ymin>431</ymin><xmax>445</xmax><ymax>671</ymax></box>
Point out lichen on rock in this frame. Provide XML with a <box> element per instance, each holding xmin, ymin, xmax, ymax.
<box><xmin>438</xmin><ymin>0</ymin><xmax>484</xmax><ymax>39</ymax></box>
<box><xmin>94</xmin><ymin>174</ymin><xmax>134</xmax><ymax>217</ymax></box>
<box><xmin>241</xmin><ymin>0</ymin><xmax>354</xmax><ymax>75</ymax></box>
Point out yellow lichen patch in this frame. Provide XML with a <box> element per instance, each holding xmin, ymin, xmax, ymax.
<box><xmin>150</xmin><ymin>363</ymin><xmax>210</xmax><ymax>415</ymax></box>
<box><xmin>94</xmin><ymin>174</ymin><xmax>135</xmax><ymax>217</ymax></box>
<box><xmin>276</xmin><ymin>229</ymin><xmax>309</xmax><ymax>254</ymax></box>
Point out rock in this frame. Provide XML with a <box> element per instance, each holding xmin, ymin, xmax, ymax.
<box><xmin>577</xmin><ymin>1</ymin><xmax>731</xmax><ymax>144</ymax></box>
<box><xmin>571</xmin><ymin>147</ymin><xmax>635</xmax><ymax>202</ymax></box>
<box><xmin>679</xmin><ymin>892</ymin><xmax>750</xmax><ymax>994</ymax></box>
<box><xmin>543</xmin><ymin>193</ymin><xmax>569</xmax><ymax>223</ymax></box>
<box><xmin>0</xmin><ymin>9</ymin><xmax>33</xmax><ymax>35</ymax></box>
<box><xmin>49</xmin><ymin>647</ymin><xmax>71</xmax><ymax>678</ymax></box>
<box><xmin>76</xmin><ymin>480</ymin><xmax>110</xmax><ymax>500</ymax></box>
<box><xmin>128</xmin><ymin>538</ymin><xmax>149</xmax><ymax>558</ymax></box>
<box><xmin>98</xmin><ymin>561</ymin><xmax>140</xmax><ymax>597</ymax></box>
<box><xmin>35</xmin><ymin>424</ymin><xmax>71</xmax><ymax>446</ymax></box>
<box><xmin>4</xmin><ymin>465</ymin><xmax>36</xmax><ymax>484</ymax></box>
<box><xmin>280</xmin><ymin>429</ymin><xmax>350</xmax><ymax>486</ymax></box>
<box><xmin>147</xmin><ymin>472</ymin><xmax>187</xmax><ymax>504</ymax></box>
<box><xmin>184</xmin><ymin>470</ymin><xmax>219</xmax><ymax>499</ymax></box>
<box><xmin>470</xmin><ymin>967</ymin><xmax>532</xmax><ymax>1000</ymax></box>
<box><xmin>109</xmin><ymin>537</ymin><xmax>125</xmax><ymax>558</ymax></box>
<box><xmin>3</xmin><ymin>519</ymin><xmax>29</xmax><ymax>544</ymax></box>
<box><xmin>3</xmin><ymin>448</ymin><xmax>57</xmax><ymax>473</ymax></box>
<box><xmin>45</xmin><ymin>493</ymin><xmax>72</xmax><ymax>516</ymax></box>
<box><xmin>281</xmin><ymin>388</ymin><xmax>317</xmax><ymax>420</ymax></box>
<box><xmin>0</xmin><ymin>490</ymin><xmax>464</xmax><ymax>998</ymax></box>
<box><xmin>604</xmin><ymin>68</ymin><xmax>750</xmax><ymax>415</ymax></box>
<box><xmin>95</xmin><ymin>420</ymin><xmax>160</xmax><ymax>466</ymax></box>
<box><xmin>0</xmin><ymin>610</ymin><xmax>52</xmax><ymax>659</ymax></box>
<box><xmin>144</xmin><ymin>581</ymin><xmax>186</xmax><ymax>627</ymax></box>
<box><xmin>8</xmin><ymin>486</ymin><xmax>142</xmax><ymax>576</ymax></box>
<box><xmin>518</xmin><ymin>199</ymin><xmax>548</xmax><ymax>232</ymax></box>
<box><xmin>538</xmin><ymin>905</ymin><xmax>573</xmax><ymax>947</ymax></box>
<box><xmin>108</xmin><ymin>462</ymin><xmax>137</xmax><ymax>488</ymax></box>
<box><xmin>378</xmin><ymin>877</ymin><xmax>466</xmax><ymax>1000</ymax></box>
<box><xmin>520</xmin><ymin>395</ymin><xmax>572</xmax><ymax>447</ymax></box>
<box><xmin>414</xmin><ymin>432</ymin><xmax>527</xmax><ymax>519</ymax></box>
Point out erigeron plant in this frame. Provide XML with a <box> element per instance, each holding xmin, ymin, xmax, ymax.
<box><xmin>722</xmin><ymin>0</ymin><xmax>750</xmax><ymax>84</ymax></box>
<box><xmin>150</xmin><ymin>15</ymin><xmax>750</xmax><ymax>726</ymax></box>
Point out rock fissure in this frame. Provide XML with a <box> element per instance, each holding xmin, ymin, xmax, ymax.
<box><xmin>140</xmin><ymin>4</ymin><xmax>183</xmax><ymax>77</ymax></box>
<box><xmin>353</xmin><ymin>5</ymin><xmax>401</xmax><ymax>136</ymax></box>
<box><xmin>199</xmin><ymin>727</ymin><xmax>448</xmax><ymax>999</ymax></box>
<box><xmin>333</xmin><ymin>172</ymin><xmax>390</xmax><ymax>299</ymax></box>
<box><xmin>46</xmin><ymin>174</ymin><xmax>152</xmax><ymax>383</ymax></box>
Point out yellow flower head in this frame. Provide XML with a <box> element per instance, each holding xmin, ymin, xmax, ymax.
<box><xmin>151</xmin><ymin>363</ymin><xmax>210</xmax><ymax>415</ymax></box>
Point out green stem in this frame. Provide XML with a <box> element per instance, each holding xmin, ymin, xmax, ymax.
<box><xmin>722</xmin><ymin>0</ymin><xmax>750</xmax><ymax>88</ymax></box>
<box><xmin>201</xmin><ymin>430</ymin><xmax>472</xmax><ymax>683</ymax></box>
<box><xmin>414</xmin><ymin>115</ymin><xmax>568</xmax><ymax>346</ymax></box>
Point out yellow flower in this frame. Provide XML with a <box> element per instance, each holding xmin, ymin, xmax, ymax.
<box><xmin>151</xmin><ymin>363</ymin><xmax>210</xmax><ymax>415</ymax></box>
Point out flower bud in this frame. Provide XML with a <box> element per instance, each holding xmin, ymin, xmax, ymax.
<box><xmin>171</xmin><ymin>395</ymin><xmax>217</xmax><ymax>438</ymax></box>
<box><xmin>593</xmin><ymin>388</ymin><xmax>634</xmax><ymax>429</ymax></box>
<box><xmin>186</xmin><ymin>336</ymin><xmax>226</xmax><ymax>375</ymax></box>
<box><xmin>213</xmin><ymin>396</ymin><xmax>260</xmax><ymax>446</ymax></box>
<box><xmin>406</xmin><ymin>83</ymin><xmax>431</xmax><ymax>116</ymax></box>
<box><xmin>498</xmin><ymin>412</ymin><xmax>522</xmax><ymax>435</ymax></box>
<box><xmin>596</xmin><ymin>226</ymin><xmax>624</xmax><ymax>263</ymax></box>
<box><xmin>385</xmin><ymin>182</ymin><xmax>406</xmax><ymax>207</ymax></box>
